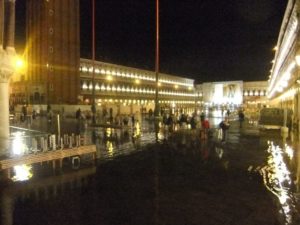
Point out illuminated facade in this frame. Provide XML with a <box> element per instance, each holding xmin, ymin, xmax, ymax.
<box><xmin>79</xmin><ymin>59</ymin><xmax>196</xmax><ymax>114</ymax></box>
<box><xmin>267</xmin><ymin>0</ymin><xmax>300</xmax><ymax>125</ymax></box>
<box><xmin>243</xmin><ymin>81</ymin><xmax>268</xmax><ymax>109</ymax></box>
<box><xmin>11</xmin><ymin>58</ymin><xmax>196</xmax><ymax>114</ymax></box>
<box><xmin>195</xmin><ymin>81</ymin><xmax>267</xmax><ymax>109</ymax></box>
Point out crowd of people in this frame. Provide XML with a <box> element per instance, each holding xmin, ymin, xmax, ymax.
<box><xmin>10</xmin><ymin>103</ymin><xmax>247</xmax><ymax>144</ymax></box>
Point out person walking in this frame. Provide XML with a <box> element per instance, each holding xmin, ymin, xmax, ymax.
<box><xmin>76</xmin><ymin>108</ymin><xmax>82</xmax><ymax>120</ymax></box>
<box><xmin>201</xmin><ymin>118</ymin><xmax>210</xmax><ymax>140</ymax></box>
<box><xmin>238</xmin><ymin>110</ymin><xmax>245</xmax><ymax>128</ymax></box>
<box><xmin>219</xmin><ymin>117</ymin><xmax>230</xmax><ymax>142</ymax></box>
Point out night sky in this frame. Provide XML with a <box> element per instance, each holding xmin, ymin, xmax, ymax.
<box><xmin>16</xmin><ymin>0</ymin><xmax>287</xmax><ymax>83</ymax></box>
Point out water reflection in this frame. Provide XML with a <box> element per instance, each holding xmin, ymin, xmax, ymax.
<box><xmin>92</xmin><ymin>121</ymin><xmax>159</xmax><ymax>160</ymax></box>
<box><xmin>0</xmin><ymin>166</ymin><xmax>96</xmax><ymax>225</ymax></box>
<box><xmin>260</xmin><ymin>141</ymin><xmax>298</xmax><ymax>224</ymax></box>
<box><xmin>12</xmin><ymin>165</ymin><xmax>33</xmax><ymax>182</ymax></box>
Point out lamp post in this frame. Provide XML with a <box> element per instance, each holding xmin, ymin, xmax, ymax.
<box><xmin>91</xmin><ymin>0</ymin><xmax>96</xmax><ymax>125</ymax></box>
<box><xmin>154</xmin><ymin>0</ymin><xmax>160</xmax><ymax>118</ymax></box>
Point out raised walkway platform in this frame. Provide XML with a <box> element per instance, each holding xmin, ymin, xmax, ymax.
<box><xmin>0</xmin><ymin>145</ymin><xmax>96</xmax><ymax>178</ymax></box>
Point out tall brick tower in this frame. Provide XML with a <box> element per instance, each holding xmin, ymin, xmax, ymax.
<box><xmin>25</xmin><ymin>0</ymin><xmax>80</xmax><ymax>104</ymax></box>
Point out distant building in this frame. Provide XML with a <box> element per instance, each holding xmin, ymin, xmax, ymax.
<box><xmin>195</xmin><ymin>81</ymin><xmax>267</xmax><ymax>110</ymax></box>
<box><xmin>243</xmin><ymin>81</ymin><xmax>268</xmax><ymax>109</ymax></box>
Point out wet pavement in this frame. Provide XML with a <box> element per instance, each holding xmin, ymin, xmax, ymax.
<box><xmin>1</xmin><ymin>116</ymin><xmax>300</xmax><ymax>225</ymax></box>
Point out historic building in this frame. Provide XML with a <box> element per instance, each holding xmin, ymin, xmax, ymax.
<box><xmin>11</xmin><ymin>57</ymin><xmax>196</xmax><ymax>115</ymax></box>
<box><xmin>79</xmin><ymin>59</ymin><xmax>196</xmax><ymax>114</ymax></box>
<box><xmin>267</xmin><ymin>0</ymin><xmax>300</xmax><ymax>126</ymax></box>
<box><xmin>195</xmin><ymin>81</ymin><xmax>267</xmax><ymax>110</ymax></box>
<box><xmin>243</xmin><ymin>81</ymin><xmax>268</xmax><ymax>109</ymax></box>
<box><xmin>12</xmin><ymin>0</ymin><xmax>80</xmax><ymax>104</ymax></box>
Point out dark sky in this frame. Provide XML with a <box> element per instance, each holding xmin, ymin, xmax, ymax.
<box><xmin>16</xmin><ymin>0</ymin><xmax>287</xmax><ymax>83</ymax></box>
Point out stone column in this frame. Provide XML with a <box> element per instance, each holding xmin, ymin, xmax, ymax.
<box><xmin>0</xmin><ymin>70</ymin><xmax>11</xmax><ymax>151</ymax></box>
<box><xmin>0</xmin><ymin>0</ymin><xmax>16</xmax><ymax>154</ymax></box>
<box><xmin>6</xmin><ymin>0</ymin><xmax>15</xmax><ymax>51</ymax></box>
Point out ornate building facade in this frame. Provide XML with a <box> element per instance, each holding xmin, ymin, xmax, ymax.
<box><xmin>267</xmin><ymin>0</ymin><xmax>300</xmax><ymax>126</ymax></box>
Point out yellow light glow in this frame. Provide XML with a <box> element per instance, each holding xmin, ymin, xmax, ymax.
<box><xmin>135</xmin><ymin>79</ymin><xmax>140</xmax><ymax>84</ymax></box>
<box><xmin>13</xmin><ymin>56</ymin><xmax>26</xmax><ymax>73</ymax></box>
<box><xmin>174</xmin><ymin>85</ymin><xmax>178</xmax><ymax>89</ymax></box>
<box><xmin>15</xmin><ymin>58</ymin><xmax>24</xmax><ymax>68</ymax></box>
<box><xmin>106</xmin><ymin>75</ymin><xmax>113</xmax><ymax>81</ymax></box>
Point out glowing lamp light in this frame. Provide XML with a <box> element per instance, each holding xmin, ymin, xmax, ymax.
<box><xmin>15</xmin><ymin>57</ymin><xmax>24</xmax><ymax>69</ymax></box>
<box><xmin>106</xmin><ymin>75</ymin><xmax>113</xmax><ymax>81</ymax></box>
<box><xmin>82</xmin><ymin>83</ymin><xmax>88</xmax><ymax>90</ymax></box>
<box><xmin>13</xmin><ymin>56</ymin><xmax>26</xmax><ymax>74</ymax></box>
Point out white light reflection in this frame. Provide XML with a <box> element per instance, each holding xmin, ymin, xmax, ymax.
<box><xmin>105</xmin><ymin>128</ymin><xmax>114</xmax><ymax>157</ymax></box>
<box><xmin>12</xmin><ymin>165</ymin><xmax>33</xmax><ymax>182</ymax></box>
<box><xmin>260</xmin><ymin>141</ymin><xmax>297</xmax><ymax>224</ymax></box>
<box><xmin>133</xmin><ymin>122</ymin><xmax>141</xmax><ymax>138</ymax></box>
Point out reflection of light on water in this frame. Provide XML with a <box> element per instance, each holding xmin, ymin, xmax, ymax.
<box><xmin>106</xmin><ymin>128</ymin><xmax>112</xmax><ymax>137</ymax></box>
<box><xmin>12</xmin><ymin>165</ymin><xmax>33</xmax><ymax>182</ymax></box>
<box><xmin>11</xmin><ymin>131</ymin><xmax>28</xmax><ymax>155</ymax></box>
<box><xmin>133</xmin><ymin>122</ymin><xmax>141</xmax><ymax>138</ymax></box>
<box><xmin>105</xmin><ymin>128</ymin><xmax>114</xmax><ymax>157</ymax></box>
<box><xmin>155</xmin><ymin>122</ymin><xmax>164</xmax><ymax>140</ymax></box>
<box><xmin>106</xmin><ymin>141</ymin><xmax>114</xmax><ymax>157</ymax></box>
<box><xmin>260</xmin><ymin>141</ymin><xmax>297</xmax><ymax>224</ymax></box>
<box><xmin>215</xmin><ymin>147</ymin><xmax>223</xmax><ymax>159</ymax></box>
